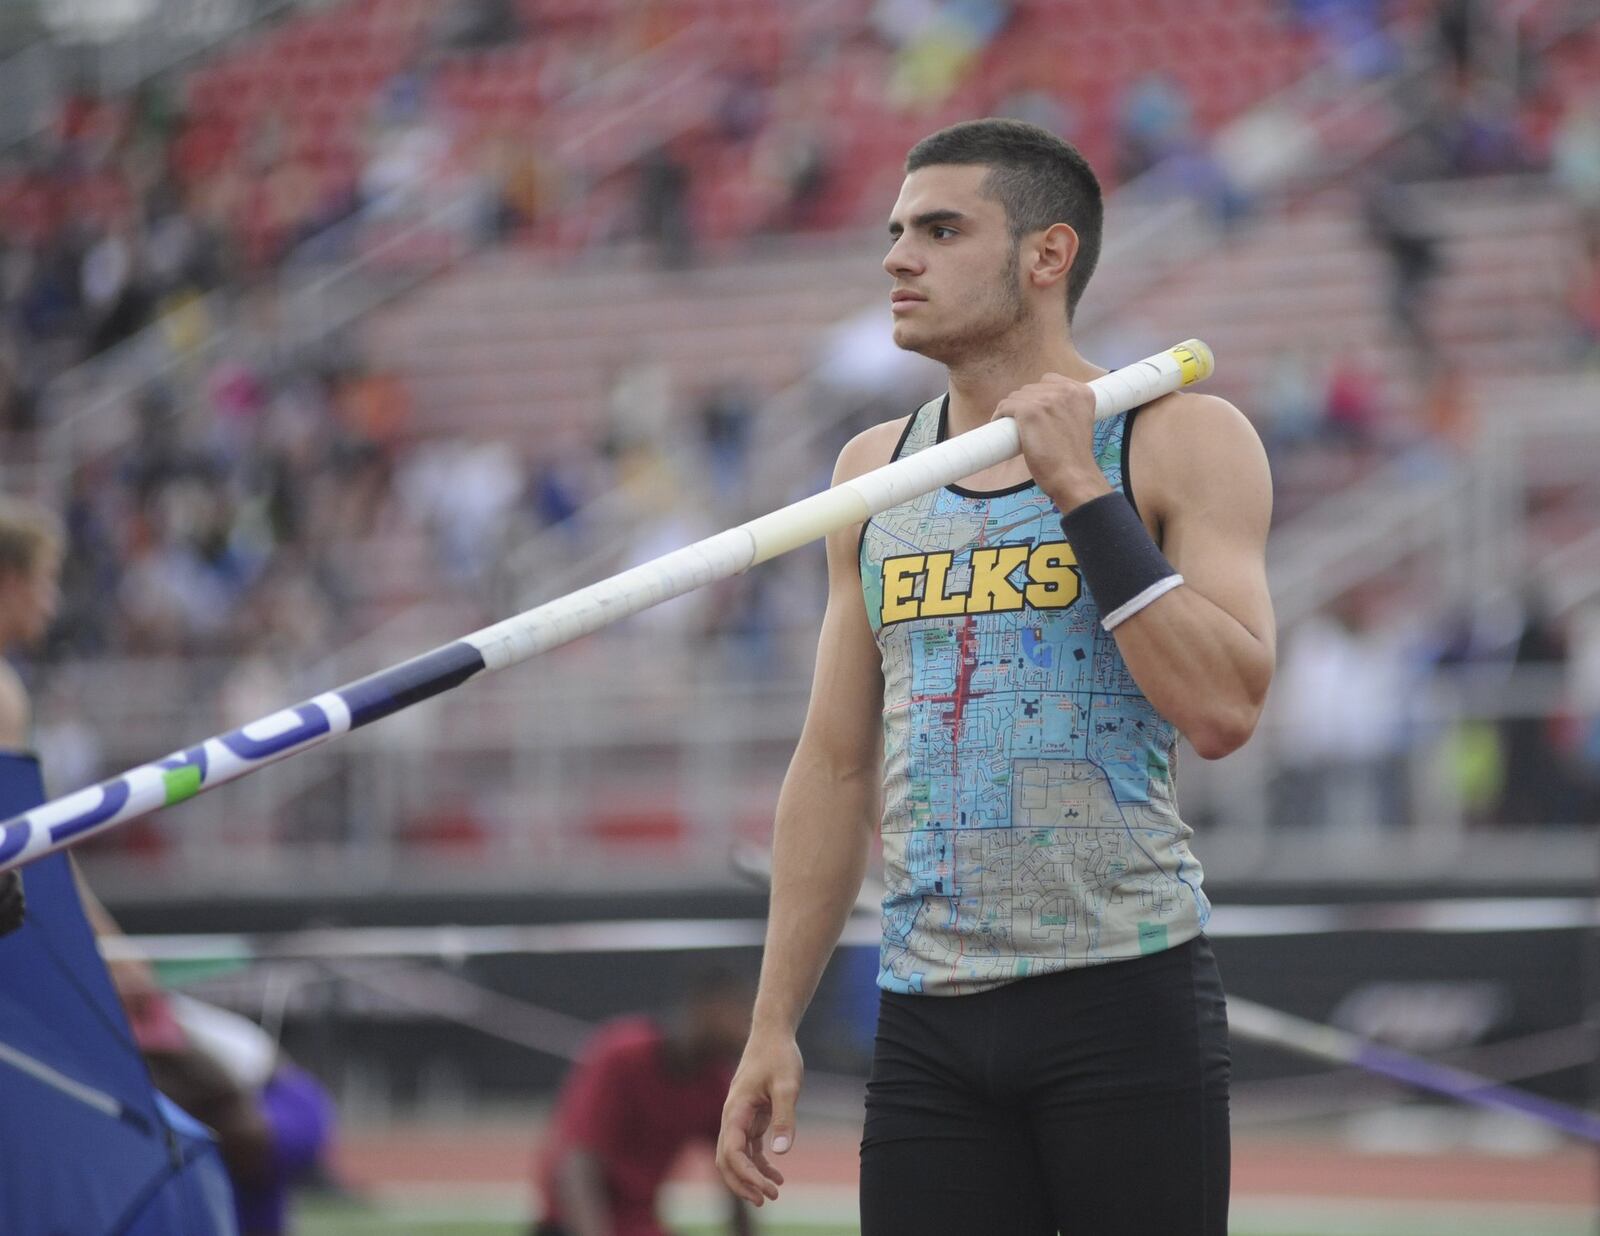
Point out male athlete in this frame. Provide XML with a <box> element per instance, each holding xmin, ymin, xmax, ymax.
<box><xmin>716</xmin><ymin>119</ymin><xmax>1273</xmax><ymax>1235</ymax></box>
<box><xmin>0</xmin><ymin>498</ymin><xmax>62</xmax><ymax>936</ymax></box>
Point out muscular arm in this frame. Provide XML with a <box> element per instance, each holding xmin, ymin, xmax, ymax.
<box><xmin>999</xmin><ymin>382</ymin><xmax>1274</xmax><ymax>760</ymax></box>
<box><xmin>751</xmin><ymin>525</ymin><xmax>885</xmax><ymax>1036</ymax></box>
<box><xmin>717</xmin><ymin>424</ymin><xmax>895</xmax><ymax>1206</ymax></box>
<box><xmin>145</xmin><ymin>1045</ymin><xmax>275</xmax><ymax>1186</ymax></box>
<box><xmin>1109</xmin><ymin>395</ymin><xmax>1275</xmax><ymax>758</ymax></box>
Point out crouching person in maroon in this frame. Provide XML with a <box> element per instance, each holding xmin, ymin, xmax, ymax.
<box><xmin>534</xmin><ymin>970</ymin><xmax>756</xmax><ymax>1236</ymax></box>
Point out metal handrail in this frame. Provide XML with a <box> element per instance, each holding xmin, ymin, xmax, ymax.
<box><xmin>1268</xmin><ymin>375</ymin><xmax>1600</xmax><ymax>631</ymax></box>
<box><xmin>0</xmin><ymin>0</ymin><xmax>306</xmax><ymax>154</ymax></box>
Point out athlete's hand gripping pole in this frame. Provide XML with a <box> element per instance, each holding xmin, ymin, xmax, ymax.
<box><xmin>0</xmin><ymin>341</ymin><xmax>1214</xmax><ymax>874</ymax></box>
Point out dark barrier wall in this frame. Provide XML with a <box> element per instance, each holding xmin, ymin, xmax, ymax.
<box><xmin>109</xmin><ymin>883</ymin><xmax>1598</xmax><ymax>1114</ymax></box>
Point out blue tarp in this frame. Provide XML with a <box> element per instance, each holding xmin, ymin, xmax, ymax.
<box><xmin>0</xmin><ymin>751</ymin><xmax>238</xmax><ymax>1236</ymax></box>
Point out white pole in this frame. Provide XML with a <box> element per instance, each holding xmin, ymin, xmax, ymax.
<box><xmin>0</xmin><ymin>340</ymin><xmax>1213</xmax><ymax>873</ymax></box>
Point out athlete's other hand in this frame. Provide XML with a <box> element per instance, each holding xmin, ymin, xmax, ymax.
<box><xmin>0</xmin><ymin>870</ymin><xmax>23</xmax><ymax>936</ymax></box>
<box><xmin>717</xmin><ymin>1030</ymin><xmax>802</xmax><ymax>1206</ymax></box>
<box><xmin>993</xmin><ymin>373</ymin><xmax>1113</xmax><ymax>512</ymax></box>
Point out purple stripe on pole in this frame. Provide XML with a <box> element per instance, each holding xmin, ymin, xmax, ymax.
<box><xmin>218</xmin><ymin>704</ymin><xmax>332</xmax><ymax>762</ymax></box>
<box><xmin>1356</xmin><ymin>1042</ymin><xmax>1600</xmax><ymax>1143</ymax></box>
<box><xmin>47</xmin><ymin>781</ymin><xmax>131</xmax><ymax>845</ymax></box>
<box><xmin>338</xmin><ymin>641</ymin><xmax>487</xmax><ymax>729</ymax></box>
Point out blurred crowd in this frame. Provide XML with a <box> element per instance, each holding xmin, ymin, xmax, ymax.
<box><xmin>1274</xmin><ymin>580</ymin><xmax>1600</xmax><ymax>831</ymax></box>
<box><xmin>0</xmin><ymin>0</ymin><xmax>1594</xmax><ymax>844</ymax></box>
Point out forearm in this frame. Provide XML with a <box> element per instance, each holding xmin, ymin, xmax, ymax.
<box><xmin>556</xmin><ymin>1150</ymin><xmax>614</xmax><ymax>1236</ymax></box>
<box><xmin>1046</xmin><ymin>462</ymin><xmax>1272</xmax><ymax>760</ymax></box>
<box><xmin>146</xmin><ymin>1049</ymin><xmax>274</xmax><ymax>1183</ymax></box>
<box><xmin>1113</xmin><ymin>586</ymin><xmax>1272</xmax><ymax>759</ymax></box>
<box><xmin>752</xmin><ymin>746</ymin><xmax>877</xmax><ymax>1035</ymax></box>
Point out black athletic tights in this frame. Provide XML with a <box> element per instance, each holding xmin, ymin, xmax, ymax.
<box><xmin>859</xmin><ymin>935</ymin><xmax>1230</xmax><ymax>1236</ymax></box>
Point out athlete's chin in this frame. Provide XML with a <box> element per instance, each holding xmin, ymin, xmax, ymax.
<box><xmin>891</xmin><ymin>321</ymin><xmax>955</xmax><ymax>363</ymax></box>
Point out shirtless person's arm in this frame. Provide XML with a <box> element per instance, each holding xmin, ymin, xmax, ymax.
<box><xmin>714</xmin><ymin>421</ymin><xmax>902</xmax><ymax>1207</ymax></box>
<box><xmin>997</xmin><ymin>380</ymin><xmax>1274</xmax><ymax>758</ymax></box>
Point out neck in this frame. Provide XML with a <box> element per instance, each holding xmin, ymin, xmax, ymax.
<box><xmin>944</xmin><ymin>328</ymin><xmax>1104</xmax><ymax>435</ymax></box>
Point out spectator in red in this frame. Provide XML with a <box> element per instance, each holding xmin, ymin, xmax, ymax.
<box><xmin>1323</xmin><ymin>351</ymin><xmax>1385</xmax><ymax>447</ymax></box>
<box><xmin>534</xmin><ymin>970</ymin><xmax>755</xmax><ymax>1236</ymax></box>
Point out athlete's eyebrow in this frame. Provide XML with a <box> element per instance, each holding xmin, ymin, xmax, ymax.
<box><xmin>887</xmin><ymin>209</ymin><xmax>969</xmax><ymax>238</ymax></box>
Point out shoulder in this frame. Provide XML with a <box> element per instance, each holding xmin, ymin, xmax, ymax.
<box><xmin>1131</xmin><ymin>392</ymin><xmax>1271</xmax><ymax>517</ymax></box>
<box><xmin>1134</xmin><ymin>391</ymin><xmax>1263</xmax><ymax>456</ymax></box>
<box><xmin>833</xmin><ymin>415</ymin><xmax>914</xmax><ymax>486</ymax></box>
<box><xmin>0</xmin><ymin>663</ymin><xmax>29</xmax><ymax>751</ymax></box>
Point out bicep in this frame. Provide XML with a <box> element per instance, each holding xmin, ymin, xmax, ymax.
<box><xmin>788</xmin><ymin>434</ymin><xmax>893</xmax><ymax>776</ymax></box>
<box><xmin>791</xmin><ymin>531</ymin><xmax>884</xmax><ymax>774</ymax></box>
<box><xmin>787</xmin><ymin>429</ymin><xmax>902</xmax><ymax>771</ymax></box>
<box><xmin>1150</xmin><ymin>399</ymin><xmax>1275</xmax><ymax>648</ymax></box>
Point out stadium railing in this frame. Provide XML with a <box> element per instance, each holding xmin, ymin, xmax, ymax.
<box><xmin>0</xmin><ymin>0</ymin><xmax>306</xmax><ymax>150</ymax></box>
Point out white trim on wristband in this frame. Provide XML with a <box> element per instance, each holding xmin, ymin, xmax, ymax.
<box><xmin>1101</xmin><ymin>574</ymin><xmax>1184</xmax><ymax>630</ymax></box>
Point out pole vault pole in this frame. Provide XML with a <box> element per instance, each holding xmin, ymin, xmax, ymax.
<box><xmin>0</xmin><ymin>340</ymin><xmax>1215</xmax><ymax>874</ymax></box>
<box><xmin>1228</xmin><ymin>997</ymin><xmax>1600</xmax><ymax>1143</ymax></box>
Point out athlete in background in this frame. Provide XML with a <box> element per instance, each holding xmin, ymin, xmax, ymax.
<box><xmin>0</xmin><ymin>498</ymin><xmax>61</xmax><ymax>935</ymax></box>
<box><xmin>536</xmin><ymin>969</ymin><xmax>756</xmax><ymax>1236</ymax></box>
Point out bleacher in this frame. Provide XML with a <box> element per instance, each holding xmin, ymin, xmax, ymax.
<box><xmin>1103</xmin><ymin>177</ymin><xmax>1582</xmax><ymax>514</ymax></box>
<box><xmin>5</xmin><ymin>0</ymin><xmax>1594</xmax><ymax>885</ymax></box>
<box><xmin>170</xmin><ymin>0</ymin><xmax>1325</xmax><ymax>260</ymax></box>
<box><xmin>361</xmin><ymin>238</ymin><xmax>882</xmax><ymax>448</ymax></box>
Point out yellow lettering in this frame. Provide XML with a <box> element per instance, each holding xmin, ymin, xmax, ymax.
<box><xmin>919</xmin><ymin>551</ymin><xmax>968</xmax><ymax>617</ymax></box>
<box><xmin>880</xmin><ymin>554</ymin><xmax>926</xmax><ymax>624</ymax></box>
<box><xmin>1025</xmin><ymin>542</ymin><xmax>1081</xmax><ymax>610</ymax></box>
<box><xmin>967</xmin><ymin>546</ymin><xmax>1028</xmax><ymax>613</ymax></box>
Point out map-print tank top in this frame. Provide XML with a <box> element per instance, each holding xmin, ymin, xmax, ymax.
<box><xmin>859</xmin><ymin>395</ymin><xmax>1208</xmax><ymax>996</ymax></box>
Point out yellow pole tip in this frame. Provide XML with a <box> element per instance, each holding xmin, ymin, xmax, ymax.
<box><xmin>1172</xmin><ymin>338</ymin><xmax>1215</xmax><ymax>384</ymax></box>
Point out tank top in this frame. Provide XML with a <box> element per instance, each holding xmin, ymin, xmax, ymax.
<box><xmin>859</xmin><ymin>395</ymin><xmax>1208</xmax><ymax>995</ymax></box>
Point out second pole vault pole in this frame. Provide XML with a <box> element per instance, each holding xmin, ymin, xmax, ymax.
<box><xmin>0</xmin><ymin>340</ymin><xmax>1214</xmax><ymax>874</ymax></box>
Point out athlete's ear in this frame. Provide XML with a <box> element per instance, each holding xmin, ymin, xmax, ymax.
<box><xmin>1029</xmin><ymin>223</ymin><xmax>1078</xmax><ymax>295</ymax></box>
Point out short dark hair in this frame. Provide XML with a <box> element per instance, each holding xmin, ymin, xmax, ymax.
<box><xmin>906</xmin><ymin>118</ymin><xmax>1103</xmax><ymax>320</ymax></box>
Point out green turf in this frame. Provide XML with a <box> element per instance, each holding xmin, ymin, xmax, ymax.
<box><xmin>296</xmin><ymin>1196</ymin><xmax>1596</xmax><ymax>1236</ymax></box>
<box><xmin>298</xmin><ymin>1216</ymin><xmax>1598</xmax><ymax>1236</ymax></box>
<box><xmin>298</xmin><ymin>1211</ymin><xmax>856</xmax><ymax>1236</ymax></box>
<box><xmin>295</xmin><ymin>1214</ymin><xmax>1587</xmax><ymax>1236</ymax></box>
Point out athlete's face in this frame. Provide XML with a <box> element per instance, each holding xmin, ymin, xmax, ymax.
<box><xmin>0</xmin><ymin>551</ymin><xmax>61</xmax><ymax>650</ymax></box>
<box><xmin>883</xmin><ymin>164</ymin><xmax>1028</xmax><ymax>366</ymax></box>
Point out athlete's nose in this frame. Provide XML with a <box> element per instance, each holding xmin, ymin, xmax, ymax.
<box><xmin>883</xmin><ymin>235</ymin><xmax>923</xmax><ymax>279</ymax></box>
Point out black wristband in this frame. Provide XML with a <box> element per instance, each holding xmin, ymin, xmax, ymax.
<box><xmin>1058</xmin><ymin>492</ymin><xmax>1182</xmax><ymax>629</ymax></box>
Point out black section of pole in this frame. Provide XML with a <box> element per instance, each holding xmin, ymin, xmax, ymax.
<box><xmin>338</xmin><ymin>641</ymin><xmax>489</xmax><ymax>730</ymax></box>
